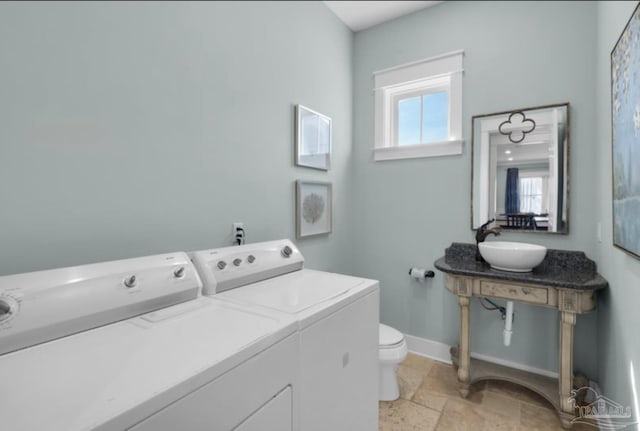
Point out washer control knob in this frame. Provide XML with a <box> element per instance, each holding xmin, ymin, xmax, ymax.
<box><xmin>247</xmin><ymin>255</ymin><xmax>256</xmax><ymax>264</ymax></box>
<box><xmin>233</xmin><ymin>258</ymin><xmax>242</xmax><ymax>266</ymax></box>
<box><xmin>281</xmin><ymin>246</ymin><xmax>293</xmax><ymax>258</ymax></box>
<box><xmin>173</xmin><ymin>267</ymin><xmax>186</xmax><ymax>278</ymax></box>
<box><xmin>0</xmin><ymin>299</ymin><xmax>12</xmax><ymax>321</ymax></box>
<box><xmin>124</xmin><ymin>275</ymin><xmax>137</xmax><ymax>288</ymax></box>
<box><xmin>217</xmin><ymin>261</ymin><xmax>227</xmax><ymax>270</ymax></box>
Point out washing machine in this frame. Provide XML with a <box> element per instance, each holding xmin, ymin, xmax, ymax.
<box><xmin>190</xmin><ymin>239</ymin><xmax>380</xmax><ymax>431</ymax></box>
<box><xmin>0</xmin><ymin>251</ymin><xmax>298</xmax><ymax>431</ymax></box>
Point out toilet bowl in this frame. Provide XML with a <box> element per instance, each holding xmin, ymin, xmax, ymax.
<box><xmin>379</xmin><ymin>323</ymin><xmax>408</xmax><ymax>401</ymax></box>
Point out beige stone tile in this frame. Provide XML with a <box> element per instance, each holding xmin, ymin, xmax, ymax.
<box><xmin>519</xmin><ymin>403</ymin><xmax>564</xmax><ymax>430</ymax></box>
<box><xmin>398</xmin><ymin>364</ymin><xmax>425</xmax><ymax>400</ymax></box>
<box><xmin>486</xmin><ymin>380</ymin><xmax>554</xmax><ymax>410</ymax></box>
<box><xmin>466</xmin><ymin>381</ymin><xmax>487</xmax><ymax>405</ymax></box>
<box><xmin>483</xmin><ymin>421</ymin><xmax>520</xmax><ymax>431</ymax></box>
<box><xmin>379</xmin><ymin>399</ymin><xmax>441</xmax><ymax>431</ymax></box>
<box><xmin>481</xmin><ymin>405</ymin><xmax>519</xmax><ymax>430</ymax></box>
<box><xmin>436</xmin><ymin>399</ymin><xmax>519</xmax><ymax>431</ymax></box>
<box><xmin>412</xmin><ymin>388</ymin><xmax>448</xmax><ymax>412</ymax></box>
<box><xmin>480</xmin><ymin>391</ymin><xmax>521</xmax><ymax>422</ymax></box>
<box><xmin>420</xmin><ymin>362</ymin><xmax>461</xmax><ymax>398</ymax></box>
<box><xmin>401</xmin><ymin>353</ymin><xmax>436</xmax><ymax>375</ymax></box>
<box><xmin>515</xmin><ymin>426</ymin><xmax>564</xmax><ymax>431</ymax></box>
<box><xmin>568</xmin><ymin>422</ymin><xmax>598</xmax><ymax>430</ymax></box>
<box><xmin>434</xmin><ymin>398</ymin><xmax>484</xmax><ymax>431</ymax></box>
<box><xmin>570</xmin><ymin>419</ymin><xmax>600</xmax><ymax>430</ymax></box>
<box><xmin>414</xmin><ymin>360</ymin><xmax>488</xmax><ymax>405</ymax></box>
<box><xmin>434</xmin><ymin>398</ymin><xmax>518</xmax><ymax>431</ymax></box>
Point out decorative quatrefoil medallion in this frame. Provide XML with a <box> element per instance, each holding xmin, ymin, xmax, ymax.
<box><xmin>498</xmin><ymin>111</ymin><xmax>536</xmax><ymax>143</ymax></box>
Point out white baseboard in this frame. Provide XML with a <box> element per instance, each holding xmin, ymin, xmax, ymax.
<box><xmin>404</xmin><ymin>333</ymin><xmax>454</xmax><ymax>365</ymax></box>
<box><xmin>404</xmin><ymin>333</ymin><xmax>559</xmax><ymax>379</ymax></box>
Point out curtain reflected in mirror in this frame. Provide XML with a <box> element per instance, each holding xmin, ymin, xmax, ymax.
<box><xmin>471</xmin><ymin>103</ymin><xmax>569</xmax><ymax>234</ymax></box>
<box><xmin>505</xmin><ymin>168</ymin><xmax>520</xmax><ymax>214</ymax></box>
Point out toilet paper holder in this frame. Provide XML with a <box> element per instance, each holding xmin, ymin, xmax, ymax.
<box><xmin>408</xmin><ymin>267</ymin><xmax>435</xmax><ymax>280</ymax></box>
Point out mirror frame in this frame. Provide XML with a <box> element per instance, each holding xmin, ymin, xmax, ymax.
<box><xmin>470</xmin><ymin>102</ymin><xmax>570</xmax><ymax>234</ymax></box>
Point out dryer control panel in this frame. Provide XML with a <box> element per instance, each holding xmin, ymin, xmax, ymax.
<box><xmin>0</xmin><ymin>253</ymin><xmax>202</xmax><ymax>356</ymax></box>
<box><xmin>190</xmin><ymin>239</ymin><xmax>304</xmax><ymax>295</ymax></box>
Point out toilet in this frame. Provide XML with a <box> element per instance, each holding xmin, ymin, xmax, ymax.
<box><xmin>378</xmin><ymin>323</ymin><xmax>408</xmax><ymax>401</ymax></box>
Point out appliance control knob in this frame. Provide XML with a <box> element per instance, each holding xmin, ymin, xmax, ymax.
<box><xmin>173</xmin><ymin>267</ymin><xmax>185</xmax><ymax>278</ymax></box>
<box><xmin>124</xmin><ymin>275</ymin><xmax>137</xmax><ymax>288</ymax></box>
<box><xmin>233</xmin><ymin>258</ymin><xmax>242</xmax><ymax>266</ymax></box>
<box><xmin>0</xmin><ymin>299</ymin><xmax>12</xmax><ymax>321</ymax></box>
<box><xmin>217</xmin><ymin>260</ymin><xmax>227</xmax><ymax>270</ymax></box>
<box><xmin>281</xmin><ymin>246</ymin><xmax>293</xmax><ymax>258</ymax></box>
<box><xmin>247</xmin><ymin>255</ymin><xmax>256</xmax><ymax>264</ymax></box>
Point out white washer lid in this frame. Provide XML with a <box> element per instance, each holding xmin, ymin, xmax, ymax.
<box><xmin>379</xmin><ymin>324</ymin><xmax>404</xmax><ymax>346</ymax></box>
<box><xmin>217</xmin><ymin>269</ymin><xmax>369</xmax><ymax>314</ymax></box>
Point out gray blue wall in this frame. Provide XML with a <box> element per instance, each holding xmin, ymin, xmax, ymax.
<box><xmin>595</xmin><ymin>0</ymin><xmax>640</xmax><ymax>419</ymax></box>
<box><xmin>352</xmin><ymin>1</ymin><xmax>599</xmax><ymax>376</ymax></box>
<box><xmin>0</xmin><ymin>1</ymin><xmax>354</xmax><ymax>275</ymax></box>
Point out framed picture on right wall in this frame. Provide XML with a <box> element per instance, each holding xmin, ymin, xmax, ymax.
<box><xmin>611</xmin><ymin>1</ymin><xmax>640</xmax><ymax>259</ymax></box>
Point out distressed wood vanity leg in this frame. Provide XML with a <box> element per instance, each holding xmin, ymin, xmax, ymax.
<box><xmin>559</xmin><ymin>310</ymin><xmax>576</xmax><ymax>426</ymax></box>
<box><xmin>457</xmin><ymin>295</ymin><xmax>471</xmax><ymax>398</ymax></box>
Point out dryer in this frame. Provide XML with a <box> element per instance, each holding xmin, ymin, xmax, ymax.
<box><xmin>0</xmin><ymin>252</ymin><xmax>298</xmax><ymax>431</ymax></box>
<box><xmin>190</xmin><ymin>239</ymin><xmax>380</xmax><ymax>431</ymax></box>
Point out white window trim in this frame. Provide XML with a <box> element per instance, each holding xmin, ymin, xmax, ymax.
<box><xmin>374</xmin><ymin>50</ymin><xmax>464</xmax><ymax>161</ymax></box>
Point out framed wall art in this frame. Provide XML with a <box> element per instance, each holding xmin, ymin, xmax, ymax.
<box><xmin>296</xmin><ymin>180</ymin><xmax>332</xmax><ymax>238</ymax></box>
<box><xmin>612</xmin><ymin>2</ymin><xmax>640</xmax><ymax>259</ymax></box>
<box><xmin>295</xmin><ymin>104</ymin><xmax>332</xmax><ymax>171</ymax></box>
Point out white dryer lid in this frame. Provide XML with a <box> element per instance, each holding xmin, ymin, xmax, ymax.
<box><xmin>379</xmin><ymin>324</ymin><xmax>404</xmax><ymax>346</ymax></box>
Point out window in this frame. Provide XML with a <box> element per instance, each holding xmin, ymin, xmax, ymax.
<box><xmin>519</xmin><ymin>177</ymin><xmax>544</xmax><ymax>214</ymax></box>
<box><xmin>374</xmin><ymin>50</ymin><xmax>464</xmax><ymax>161</ymax></box>
<box><xmin>397</xmin><ymin>91</ymin><xmax>448</xmax><ymax>145</ymax></box>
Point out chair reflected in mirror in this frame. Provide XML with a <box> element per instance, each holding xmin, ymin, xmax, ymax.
<box><xmin>506</xmin><ymin>213</ymin><xmax>537</xmax><ymax>230</ymax></box>
<box><xmin>501</xmin><ymin>167</ymin><xmax>549</xmax><ymax>231</ymax></box>
<box><xmin>500</xmin><ymin>213</ymin><xmax>549</xmax><ymax>231</ymax></box>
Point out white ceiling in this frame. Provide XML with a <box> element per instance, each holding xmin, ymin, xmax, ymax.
<box><xmin>324</xmin><ymin>1</ymin><xmax>443</xmax><ymax>32</ymax></box>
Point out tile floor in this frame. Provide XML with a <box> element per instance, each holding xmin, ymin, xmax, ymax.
<box><xmin>379</xmin><ymin>353</ymin><xmax>599</xmax><ymax>431</ymax></box>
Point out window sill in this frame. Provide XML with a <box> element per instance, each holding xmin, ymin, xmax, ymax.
<box><xmin>374</xmin><ymin>140</ymin><xmax>463</xmax><ymax>161</ymax></box>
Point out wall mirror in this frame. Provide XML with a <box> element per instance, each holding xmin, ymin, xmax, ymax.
<box><xmin>471</xmin><ymin>103</ymin><xmax>569</xmax><ymax>234</ymax></box>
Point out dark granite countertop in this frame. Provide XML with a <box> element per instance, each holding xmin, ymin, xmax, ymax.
<box><xmin>434</xmin><ymin>243</ymin><xmax>608</xmax><ymax>290</ymax></box>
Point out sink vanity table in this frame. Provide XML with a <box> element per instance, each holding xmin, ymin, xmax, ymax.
<box><xmin>435</xmin><ymin>243</ymin><xmax>608</xmax><ymax>428</ymax></box>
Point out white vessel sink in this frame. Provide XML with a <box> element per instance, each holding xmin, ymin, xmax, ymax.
<box><xmin>478</xmin><ymin>241</ymin><xmax>547</xmax><ymax>273</ymax></box>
